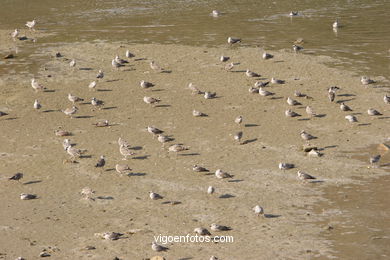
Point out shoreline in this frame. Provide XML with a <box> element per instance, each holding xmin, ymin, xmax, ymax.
<box><xmin>1</xmin><ymin>31</ymin><xmax>390</xmax><ymax>259</ymax></box>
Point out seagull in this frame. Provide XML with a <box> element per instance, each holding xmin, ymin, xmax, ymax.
<box><xmin>20</xmin><ymin>193</ymin><xmax>37</xmax><ymax>200</ymax></box>
<box><xmin>332</xmin><ymin>18</ymin><xmax>340</xmax><ymax>28</ymax></box>
<box><xmin>194</xmin><ymin>227</ymin><xmax>211</xmax><ymax>236</ymax></box>
<box><xmin>0</xmin><ymin>111</ymin><xmax>8</xmax><ymax>117</ymax></box>
<box><xmin>345</xmin><ymin>115</ymin><xmax>358</xmax><ymax>123</ymax></box>
<box><xmin>118</xmin><ymin>137</ymin><xmax>130</xmax><ymax>148</ymax></box>
<box><xmin>262</xmin><ymin>52</ymin><xmax>273</xmax><ymax>60</ymax></box>
<box><xmin>157</xmin><ymin>134</ymin><xmax>171</xmax><ymax>145</ymax></box>
<box><xmin>383</xmin><ymin>94</ymin><xmax>390</xmax><ymax>104</ymax></box>
<box><xmin>188</xmin><ymin>83</ymin><xmax>202</xmax><ymax>94</ymax></box>
<box><xmin>88</xmin><ymin>81</ymin><xmax>97</xmax><ymax>91</ymax></box>
<box><xmin>11</xmin><ymin>29</ymin><xmax>19</xmax><ymax>39</ymax></box>
<box><xmin>204</xmin><ymin>92</ymin><xmax>217</xmax><ymax>99</ymax></box>
<box><xmin>68</xmin><ymin>93</ymin><xmax>84</xmax><ymax>104</ymax></box>
<box><xmin>300</xmin><ymin>130</ymin><xmax>315</xmax><ymax>141</ymax></box>
<box><xmin>369</xmin><ymin>155</ymin><xmax>381</xmax><ymax>166</ymax></box>
<box><xmin>211</xmin><ymin>10</ymin><xmax>221</xmax><ymax>17</ymax></box>
<box><xmin>95</xmin><ymin>155</ymin><xmax>105</xmax><ymax>168</ymax></box>
<box><xmin>210</xmin><ymin>256</ymin><xmax>219</xmax><ymax>260</ymax></box>
<box><xmin>119</xmin><ymin>144</ymin><xmax>135</xmax><ymax>160</ymax></box>
<box><xmin>114</xmin><ymin>55</ymin><xmax>128</xmax><ymax>64</ymax></box>
<box><xmin>168</xmin><ymin>144</ymin><xmax>189</xmax><ymax>152</ymax></box>
<box><xmin>297</xmin><ymin>170</ymin><xmax>316</xmax><ymax>181</ymax></box>
<box><xmin>91</xmin><ymin>97</ymin><xmax>104</xmax><ymax>108</ymax></box>
<box><xmin>285</xmin><ymin>109</ymin><xmax>301</xmax><ymax>117</ymax></box>
<box><xmin>361</xmin><ymin>76</ymin><xmax>375</xmax><ymax>85</ymax></box>
<box><xmin>328</xmin><ymin>91</ymin><xmax>335</xmax><ymax>102</ymax></box>
<box><xmin>220</xmin><ymin>56</ymin><xmax>229</xmax><ymax>62</ymax></box>
<box><xmin>66</xmin><ymin>146</ymin><xmax>85</xmax><ymax>161</ymax></box>
<box><xmin>55</xmin><ymin>129</ymin><xmax>71</xmax><ymax>137</ymax></box>
<box><xmin>150</xmin><ymin>60</ymin><xmax>164</xmax><ymax>72</ymax></box>
<box><xmin>367</xmin><ymin>108</ymin><xmax>382</xmax><ymax>116</ymax></box>
<box><xmin>305</xmin><ymin>106</ymin><xmax>316</xmax><ymax>117</ymax></box>
<box><xmin>100</xmin><ymin>232</ymin><xmax>123</xmax><ymax>240</ymax></box>
<box><xmin>149</xmin><ymin>191</ymin><xmax>163</xmax><ymax>200</ymax></box>
<box><xmin>25</xmin><ymin>20</ymin><xmax>36</xmax><ymax>30</ymax></box>
<box><xmin>340</xmin><ymin>102</ymin><xmax>352</xmax><ymax>111</ymax></box>
<box><xmin>151</xmin><ymin>242</ymin><xmax>168</xmax><ymax>252</ymax></box>
<box><xmin>254</xmin><ymin>81</ymin><xmax>269</xmax><ymax>88</ymax></box>
<box><xmin>253</xmin><ymin>205</ymin><xmax>264</xmax><ymax>216</ymax></box>
<box><xmin>112</xmin><ymin>59</ymin><xmax>122</xmax><ymax>69</ymax></box>
<box><xmin>62</xmin><ymin>106</ymin><xmax>78</xmax><ymax>118</ymax></box>
<box><xmin>193</xmin><ymin>165</ymin><xmax>208</xmax><ymax>172</ymax></box>
<box><xmin>207</xmin><ymin>186</ymin><xmax>215</xmax><ymax>194</ymax></box>
<box><xmin>93</xmin><ymin>120</ymin><xmax>109</xmax><ymax>127</ymax></box>
<box><xmin>249</xmin><ymin>87</ymin><xmax>259</xmax><ymax>94</ymax></box>
<box><xmin>9</xmin><ymin>173</ymin><xmax>23</xmax><ymax>181</ymax></box>
<box><xmin>62</xmin><ymin>139</ymin><xmax>71</xmax><ymax>151</ymax></box>
<box><xmin>259</xmin><ymin>87</ymin><xmax>273</xmax><ymax>96</ymax></box>
<box><xmin>210</xmin><ymin>223</ymin><xmax>231</xmax><ymax>231</ymax></box>
<box><xmin>115</xmin><ymin>164</ymin><xmax>131</xmax><ymax>174</ymax></box>
<box><xmin>143</xmin><ymin>96</ymin><xmax>161</xmax><ymax>106</ymax></box>
<box><xmin>193</xmin><ymin>110</ymin><xmax>206</xmax><ymax>117</ymax></box>
<box><xmin>289</xmin><ymin>11</ymin><xmax>298</xmax><ymax>16</ymax></box>
<box><xmin>294</xmin><ymin>90</ymin><xmax>306</xmax><ymax>97</ymax></box>
<box><xmin>140</xmin><ymin>80</ymin><xmax>154</xmax><ymax>89</ymax></box>
<box><xmin>287</xmin><ymin>97</ymin><xmax>300</xmax><ymax>106</ymax></box>
<box><xmin>33</xmin><ymin>99</ymin><xmax>41</xmax><ymax>110</ymax></box>
<box><xmin>279</xmin><ymin>162</ymin><xmax>295</xmax><ymax>170</ymax></box>
<box><xmin>96</xmin><ymin>70</ymin><xmax>104</xmax><ymax>79</ymax></box>
<box><xmin>31</xmin><ymin>78</ymin><xmax>45</xmax><ymax>92</ymax></box>
<box><xmin>293</xmin><ymin>44</ymin><xmax>303</xmax><ymax>53</ymax></box>
<box><xmin>246</xmin><ymin>69</ymin><xmax>260</xmax><ymax>78</ymax></box>
<box><xmin>224</xmin><ymin>62</ymin><xmax>234</xmax><ymax>71</ymax></box>
<box><xmin>215</xmin><ymin>169</ymin><xmax>232</xmax><ymax>179</ymax></box>
<box><xmin>271</xmin><ymin>77</ymin><xmax>285</xmax><ymax>84</ymax></box>
<box><xmin>147</xmin><ymin>126</ymin><xmax>163</xmax><ymax>135</ymax></box>
<box><xmin>125</xmin><ymin>50</ymin><xmax>135</xmax><ymax>58</ymax></box>
<box><xmin>227</xmin><ymin>37</ymin><xmax>241</xmax><ymax>44</ymax></box>
<box><xmin>233</xmin><ymin>131</ymin><xmax>243</xmax><ymax>144</ymax></box>
<box><xmin>69</xmin><ymin>59</ymin><xmax>76</xmax><ymax>67</ymax></box>
<box><xmin>234</xmin><ymin>115</ymin><xmax>243</xmax><ymax>125</ymax></box>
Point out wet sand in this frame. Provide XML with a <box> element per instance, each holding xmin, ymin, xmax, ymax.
<box><xmin>1</xmin><ymin>29</ymin><xmax>389</xmax><ymax>259</ymax></box>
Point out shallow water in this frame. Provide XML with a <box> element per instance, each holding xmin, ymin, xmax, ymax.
<box><xmin>1</xmin><ymin>0</ymin><xmax>390</xmax><ymax>77</ymax></box>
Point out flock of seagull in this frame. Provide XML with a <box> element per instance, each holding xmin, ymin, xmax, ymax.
<box><xmin>2</xmin><ymin>9</ymin><xmax>389</xmax><ymax>260</ymax></box>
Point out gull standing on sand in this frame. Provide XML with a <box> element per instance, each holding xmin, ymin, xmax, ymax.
<box><xmin>194</xmin><ymin>227</ymin><xmax>211</xmax><ymax>236</ymax></box>
<box><xmin>118</xmin><ymin>137</ymin><xmax>130</xmax><ymax>148</ymax></box>
<box><xmin>293</xmin><ymin>44</ymin><xmax>303</xmax><ymax>53</ymax></box>
<box><xmin>193</xmin><ymin>109</ymin><xmax>206</xmax><ymax>117</ymax></box>
<box><xmin>8</xmin><ymin>173</ymin><xmax>23</xmax><ymax>181</ymax></box>
<box><xmin>367</xmin><ymin>108</ymin><xmax>382</xmax><ymax>116</ymax></box>
<box><xmin>289</xmin><ymin>11</ymin><xmax>298</xmax><ymax>16</ymax></box>
<box><xmin>112</xmin><ymin>59</ymin><xmax>122</xmax><ymax>69</ymax></box>
<box><xmin>370</xmin><ymin>155</ymin><xmax>381</xmax><ymax>166</ymax></box>
<box><xmin>93</xmin><ymin>120</ymin><xmax>109</xmax><ymax>127</ymax></box>
<box><xmin>262</xmin><ymin>52</ymin><xmax>273</xmax><ymax>60</ymax></box>
<box><xmin>227</xmin><ymin>37</ymin><xmax>241</xmax><ymax>44</ymax></box>
<box><xmin>211</xmin><ymin>10</ymin><xmax>221</xmax><ymax>17</ymax></box>
<box><xmin>253</xmin><ymin>205</ymin><xmax>264</xmax><ymax>216</ymax></box>
<box><xmin>220</xmin><ymin>55</ymin><xmax>229</xmax><ymax>62</ymax></box>
<box><xmin>297</xmin><ymin>171</ymin><xmax>316</xmax><ymax>181</ymax></box>
<box><xmin>168</xmin><ymin>144</ymin><xmax>189</xmax><ymax>153</ymax></box>
<box><xmin>147</xmin><ymin>126</ymin><xmax>163</xmax><ymax>135</ymax></box>
<box><xmin>62</xmin><ymin>106</ymin><xmax>78</xmax><ymax>118</ymax></box>
<box><xmin>20</xmin><ymin>193</ymin><xmax>37</xmax><ymax>200</ymax></box>
<box><xmin>149</xmin><ymin>191</ymin><xmax>163</xmax><ymax>200</ymax></box>
<box><xmin>300</xmin><ymin>130</ymin><xmax>315</xmax><ymax>141</ymax></box>
<box><xmin>68</xmin><ymin>93</ymin><xmax>84</xmax><ymax>104</ymax></box>
<box><xmin>11</xmin><ymin>29</ymin><xmax>19</xmax><ymax>39</ymax></box>
<box><xmin>224</xmin><ymin>62</ymin><xmax>234</xmax><ymax>71</ymax></box>
<box><xmin>119</xmin><ymin>144</ymin><xmax>135</xmax><ymax>160</ymax></box>
<box><xmin>259</xmin><ymin>87</ymin><xmax>273</xmax><ymax>96</ymax></box>
<box><xmin>31</xmin><ymin>78</ymin><xmax>45</xmax><ymax>92</ymax></box>
<box><xmin>91</xmin><ymin>97</ymin><xmax>104</xmax><ymax>108</ymax></box>
<box><xmin>115</xmin><ymin>164</ymin><xmax>131</xmax><ymax>174</ymax></box>
<box><xmin>143</xmin><ymin>96</ymin><xmax>161</xmax><ymax>106</ymax></box>
<box><xmin>328</xmin><ymin>90</ymin><xmax>336</xmax><ymax>102</ymax></box>
<box><xmin>345</xmin><ymin>115</ymin><xmax>358</xmax><ymax>123</ymax></box>
<box><xmin>188</xmin><ymin>82</ymin><xmax>202</xmax><ymax>94</ymax></box>
<box><xmin>125</xmin><ymin>50</ymin><xmax>134</xmax><ymax>58</ymax></box>
<box><xmin>33</xmin><ymin>99</ymin><xmax>41</xmax><ymax>110</ymax></box>
<box><xmin>306</xmin><ymin>106</ymin><xmax>316</xmax><ymax>117</ymax></box>
<box><xmin>215</xmin><ymin>169</ymin><xmax>232</xmax><ymax>179</ymax></box>
<box><xmin>207</xmin><ymin>186</ymin><xmax>215</xmax><ymax>194</ymax></box>
<box><xmin>340</xmin><ymin>102</ymin><xmax>352</xmax><ymax>111</ymax></box>
<box><xmin>25</xmin><ymin>20</ymin><xmax>36</xmax><ymax>30</ymax></box>
<box><xmin>287</xmin><ymin>97</ymin><xmax>300</xmax><ymax>106</ymax></box>
<box><xmin>254</xmin><ymin>81</ymin><xmax>269</xmax><ymax>88</ymax></box>
<box><xmin>361</xmin><ymin>76</ymin><xmax>375</xmax><ymax>85</ymax></box>
<box><xmin>332</xmin><ymin>18</ymin><xmax>340</xmax><ymax>29</ymax></box>
<box><xmin>235</xmin><ymin>115</ymin><xmax>243</xmax><ymax>125</ymax></box>
<box><xmin>96</xmin><ymin>70</ymin><xmax>104</xmax><ymax>79</ymax></box>
<box><xmin>88</xmin><ymin>81</ymin><xmax>97</xmax><ymax>91</ymax></box>
<box><xmin>69</xmin><ymin>59</ymin><xmax>76</xmax><ymax>68</ymax></box>
<box><xmin>279</xmin><ymin>162</ymin><xmax>295</xmax><ymax>170</ymax></box>
<box><xmin>233</xmin><ymin>131</ymin><xmax>243</xmax><ymax>144</ymax></box>
<box><xmin>150</xmin><ymin>60</ymin><xmax>163</xmax><ymax>72</ymax></box>
<box><xmin>157</xmin><ymin>134</ymin><xmax>171</xmax><ymax>146</ymax></box>
<box><xmin>294</xmin><ymin>90</ymin><xmax>306</xmax><ymax>97</ymax></box>
<box><xmin>114</xmin><ymin>55</ymin><xmax>128</xmax><ymax>64</ymax></box>
<box><xmin>140</xmin><ymin>80</ymin><xmax>154</xmax><ymax>89</ymax></box>
<box><xmin>383</xmin><ymin>94</ymin><xmax>390</xmax><ymax>104</ymax></box>
<box><xmin>210</xmin><ymin>223</ymin><xmax>231</xmax><ymax>231</ymax></box>
<box><xmin>204</xmin><ymin>91</ymin><xmax>217</xmax><ymax>99</ymax></box>
<box><xmin>246</xmin><ymin>69</ymin><xmax>260</xmax><ymax>78</ymax></box>
<box><xmin>95</xmin><ymin>155</ymin><xmax>105</xmax><ymax>168</ymax></box>
<box><xmin>62</xmin><ymin>139</ymin><xmax>71</xmax><ymax>151</ymax></box>
<box><xmin>151</xmin><ymin>242</ymin><xmax>168</xmax><ymax>252</ymax></box>
<box><xmin>193</xmin><ymin>165</ymin><xmax>208</xmax><ymax>172</ymax></box>
<box><xmin>285</xmin><ymin>109</ymin><xmax>300</xmax><ymax>117</ymax></box>
<box><xmin>66</xmin><ymin>146</ymin><xmax>84</xmax><ymax>161</ymax></box>
<box><xmin>271</xmin><ymin>77</ymin><xmax>285</xmax><ymax>84</ymax></box>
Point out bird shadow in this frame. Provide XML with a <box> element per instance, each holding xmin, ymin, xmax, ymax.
<box><xmin>228</xmin><ymin>179</ymin><xmax>243</xmax><ymax>183</ymax></box>
<box><xmin>219</xmin><ymin>194</ymin><xmax>235</xmax><ymax>199</ymax></box>
<box><xmin>133</xmin><ymin>155</ymin><xmax>150</xmax><ymax>160</ymax></box>
<box><xmin>162</xmin><ymin>200</ymin><xmax>181</xmax><ymax>205</ymax></box>
<box><xmin>179</xmin><ymin>153</ymin><xmax>201</xmax><ymax>156</ymax></box>
<box><xmin>162</xmin><ymin>70</ymin><xmax>172</xmax><ymax>74</ymax></box>
<box><xmin>358</xmin><ymin>123</ymin><xmax>371</xmax><ymax>126</ymax></box>
<box><xmin>242</xmin><ymin>138</ymin><xmax>257</xmax><ymax>145</ymax></box>
<box><xmin>43</xmin><ymin>110</ymin><xmax>57</xmax><ymax>113</ymax></box>
<box><xmin>102</xmin><ymin>106</ymin><xmax>117</xmax><ymax>110</ymax></box>
<box><xmin>97</xmin><ymin>89</ymin><xmax>113</xmax><ymax>92</ymax></box>
<box><xmin>96</xmin><ymin>196</ymin><xmax>114</xmax><ymax>200</ymax></box>
<box><xmin>128</xmin><ymin>172</ymin><xmax>147</xmax><ymax>177</ymax></box>
<box><xmin>231</xmin><ymin>70</ymin><xmax>247</xmax><ymax>73</ymax></box>
<box><xmin>155</xmin><ymin>104</ymin><xmax>171</xmax><ymax>108</ymax></box>
<box><xmin>105</xmin><ymin>168</ymin><xmax>115</xmax><ymax>172</ymax></box>
<box><xmin>336</xmin><ymin>98</ymin><xmax>355</xmax><ymax>104</ymax></box>
<box><xmin>23</xmin><ymin>180</ymin><xmax>42</xmax><ymax>185</ymax></box>
<box><xmin>178</xmin><ymin>258</ymin><xmax>193</xmax><ymax>260</ymax></box>
<box><xmin>75</xmin><ymin>115</ymin><xmax>94</xmax><ymax>119</ymax></box>
<box><xmin>80</xmin><ymin>155</ymin><xmax>92</xmax><ymax>159</ymax></box>
<box><xmin>309</xmin><ymin>180</ymin><xmax>325</xmax><ymax>184</ymax></box>
<box><xmin>337</xmin><ymin>93</ymin><xmax>356</xmax><ymax>97</ymax></box>
<box><xmin>244</xmin><ymin>124</ymin><xmax>259</xmax><ymax>127</ymax></box>
<box><xmin>297</xmin><ymin>118</ymin><xmax>310</xmax><ymax>121</ymax></box>
<box><xmin>130</xmin><ymin>146</ymin><xmax>143</xmax><ymax>151</ymax></box>
<box><xmin>123</xmin><ymin>68</ymin><xmax>136</xmax><ymax>72</ymax></box>
<box><xmin>79</xmin><ymin>67</ymin><xmax>93</xmax><ymax>71</ymax></box>
<box><xmin>378</xmin><ymin>116</ymin><xmax>390</xmax><ymax>120</ymax></box>
<box><xmin>322</xmin><ymin>145</ymin><xmax>338</xmax><ymax>150</ymax></box>
<box><xmin>4</xmin><ymin>117</ymin><xmax>17</xmax><ymax>120</ymax></box>
<box><xmin>264</xmin><ymin>214</ymin><xmax>281</xmax><ymax>219</ymax></box>
<box><xmin>151</xmin><ymin>89</ymin><xmax>165</xmax><ymax>92</ymax></box>
<box><xmin>269</xmin><ymin>96</ymin><xmax>281</xmax><ymax>100</ymax></box>
<box><xmin>351</xmin><ymin>112</ymin><xmax>362</xmax><ymax>115</ymax></box>
<box><xmin>134</xmin><ymin>58</ymin><xmax>146</xmax><ymax>61</ymax></box>
<box><xmin>43</xmin><ymin>90</ymin><xmax>56</xmax><ymax>93</ymax></box>
<box><xmin>315</xmin><ymin>114</ymin><xmax>327</xmax><ymax>118</ymax></box>
<box><xmin>106</xmin><ymin>79</ymin><xmax>120</xmax><ymax>83</ymax></box>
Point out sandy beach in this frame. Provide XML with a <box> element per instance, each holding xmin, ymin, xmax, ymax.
<box><xmin>1</xmin><ymin>28</ymin><xmax>389</xmax><ymax>259</ymax></box>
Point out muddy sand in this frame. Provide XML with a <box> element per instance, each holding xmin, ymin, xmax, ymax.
<box><xmin>0</xmin><ymin>30</ymin><xmax>389</xmax><ymax>259</ymax></box>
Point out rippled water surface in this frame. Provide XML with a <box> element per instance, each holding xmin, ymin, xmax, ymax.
<box><xmin>1</xmin><ymin>0</ymin><xmax>390</xmax><ymax>77</ymax></box>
